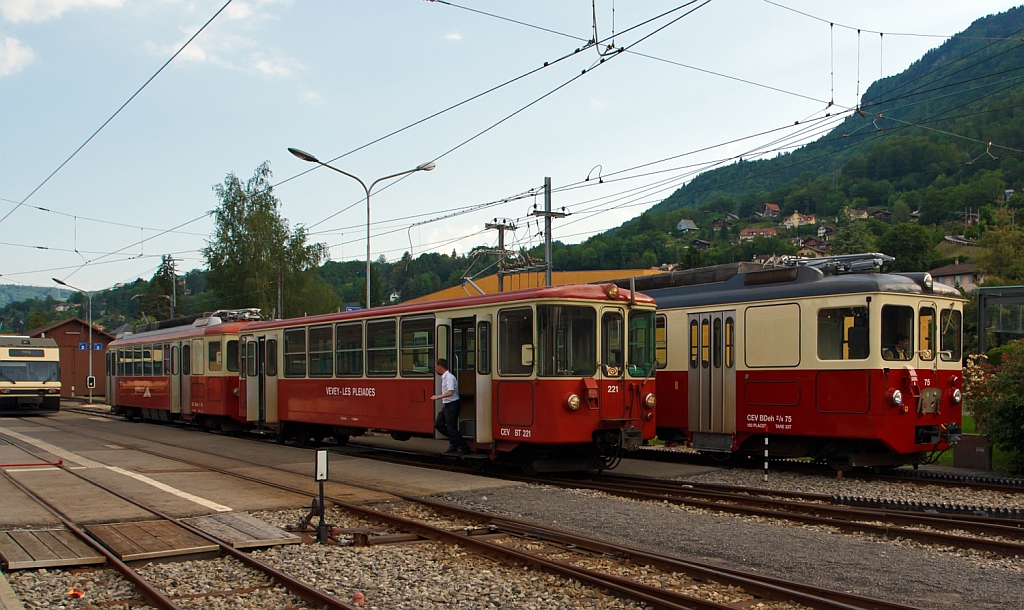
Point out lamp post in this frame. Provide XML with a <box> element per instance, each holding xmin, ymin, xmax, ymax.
<box><xmin>288</xmin><ymin>148</ymin><xmax>435</xmax><ymax>309</ymax></box>
<box><xmin>53</xmin><ymin>278</ymin><xmax>94</xmax><ymax>404</ymax></box>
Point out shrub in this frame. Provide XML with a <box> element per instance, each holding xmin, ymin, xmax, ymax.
<box><xmin>972</xmin><ymin>342</ymin><xmax>1024</xmax><ymax>475</ymax></box>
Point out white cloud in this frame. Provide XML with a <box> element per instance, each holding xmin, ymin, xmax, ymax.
<box><xmin>0</xmin><ymin>35</ymin><xmax>35</xmax><ymax>76</ymax></box>
<box><xmin>300</xmin><ymin>89</ymin><xmax>324</xmax><ymax>104</ymax></box>
<box><xmin>445</xmin><ymin>32</ymin><xmax>462</xmax><ymax>42</ymax></box>
<box><xmin>0</xmin><ymin>0</ymin><xmax>124</xmax><ymax>23</ymax></box>
<box><xmin>251</xmin><ymin>50</ymin><xmax>301</xmax><ymax>77</ymax></box>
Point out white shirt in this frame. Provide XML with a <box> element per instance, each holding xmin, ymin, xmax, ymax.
<box><xmin>440</xmin><ymin>369</ymin><xmax>459</xmax><ymax>404</ymax></box>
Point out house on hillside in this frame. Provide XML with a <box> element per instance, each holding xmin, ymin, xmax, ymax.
<box><xmin>845</xmin><ymin>207</ymin><xmax>869</xmax><ymax>220</ymax></box>
<box><xmin>676</xmin><ymin>218</ymin><xmax>698</xmax><ymax>233</ymax></box>
<box><xmin>817</xmin><ymin>225</ymin><xmax>836</xmax><ymax>240</ymax></box>
<box><xmin>739</xmin><ymin>227</ymin><xmax>777</xmax><ymax>242</ymax></box>
<box><xmin>690</xmin><ymin>239</ymin><xmax>712</xmax><ymax>251</ymax></box>
<box><xmin>756</xmin><ymin>203</ymin><xmax>781</xmax><ymax>218</ymax></box>
<box><xmin>871</xmin><ymin>209</ymin><xmax>893</xmax><ymax>220</ymax></box>
<box><xmin>802</xmin><ymin>237</ymin><xmax>826</xmax><ymax>249</ymax></box>
<box><xmin>929</xmin><ymin>262</ymin><xmax>985</xmax><ymax>292</ymax></box>
<box><xmin>712</xmin><ymin>218</ymin><xmax>733</xmax><ymax>231</ymax></box>
<box><xmin>781</xmin><ymin>211</ymin><xmax>816</xmax><ymax>229</ymax></box>
<box><xmin>798</xmin><ymin>245</ymin><xmax>830</xmax><ymax>257</ymax></box>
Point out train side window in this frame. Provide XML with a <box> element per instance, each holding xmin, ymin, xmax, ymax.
<box><xmin>817</xmin><ymin>307</ymin><xmax>869</xmax><ymax>360</ymax></box>
<box><xmin>712</xmin><ymin>318</ymin><xmax>722</xmax><ymax>369</ymax></box>
<box><xmin>152</xmin><ymin>344</ymin><xmax>163</xmax><ymax>376</ymax></box>
<box><xmin>601</xmin><ymin>312</ymin><xmax>623</xmax><ymax>373</ymax></box>
<box><xmin>628</xmin><ymin>310</ymin><xmax>655</xmax><ymax>377</ymax></box>
<box><xmin>164</xmin><ymin>343</ymin><xmax>171</xmax><ymax>376</ymax></box>
<box><xmin>401</xmin><ymin>317</ymin><xmax>435</xmax><ymax>377</ymax></box>
<box><xmin>134</xmin><ymin>346</ymin><xmax>143</xmax><ymax>376</ymax></box>
<box><xmin>308</xmin><ymin>326</ymin><xmax>334</xmax><ymax>378</ymax></box>
<box><xmin>336</xmin><ymin>323</ymin><xmax>363</xmax><ymax>377</ymax></box>
<box><xmin>689</xmin><ymin>321</ymin><xmax>698</xmax><ymax>369</ymax></box>
<box><xmin>170</xmin><ymin>345</ymin><xmax>178</xmax><ymax>375</ymax></box>
<box><xmin>477</xmin><ymin>321</ymin><xmax>491</xmax><ymax>375</ymax></box>
<box><xmin>266</xmin><ymin>340</ymin><xmax>278</xmax><ymax>377</ymax></box>
<box><xmin>940</xmin><ymin>309</ymin><xmax>962</xmax><ymax>362</ymax></box>
<box><xmin>655</xmin><ymin>314</ymin><xmax>667</xmax><ymax>369</ymax></box>
<box><xmin>143</xmin><ymin>344</ymin><xmax>153</xmax><ymax>376</ymax></box>
<box><xmin>226</xmin><ymin>340</ymin><xmax>239</xmax><ymax>372</ymax></box>
<box><xmin>208</xmin><ymin>340</ymin><xmax>223</xmax><ymax>372</ymax></box>
<box><xmin>191</xmin><ymin>339</ymin><xmax>205</xmax><ymax>375</ymax></box>
<box><xmin>245</xmin><ymin>340</ymin><xmax>257</xmax><ymax>377</ymax></box>
<box><xmin>539</xmin><ymin>306</ymin><xmax>595</xmax><ymax>376</ymax></box>
<box><xmin>117</xmin><ymin>348</ymin><xmax>124</xmax><ymax>376</ymax></box>
<box><xmin>881</xmin><ymin>305</ymin><xmax>914</xmax><ymax>361</ymax></box>
<box><xmin>498</xmin><ymin>307</ymin><xmax>533</xmax><ymax>376</ymax></box>
<box><xmin>725</xmin><ymin>317</ymin><xmax>735</xmax><ymax>368</ymax></box>
<box><xmin>919</xmin><ymin>307</ymin><xmax>935</xmax><ymax>361</ymax></box>
<box><xmin>700</xmin><ymin>319</ymin><xmax>710</xmax><ymax>369</ymax></box>
<box><xmin>181</xmin><ymin>344</ymin><xmax>191</xmax><ymax>376</ymax></box>
<box><xmin>284</xmin><ymin>329</ymin><xmax>307</xmax><ymax>377</ymax></box>
<box><xmin>367</xmin><ymin>319</ymin><xmax>398</xmax><ymax>377</ymax></box>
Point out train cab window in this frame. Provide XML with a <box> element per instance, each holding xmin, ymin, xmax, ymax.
<box><xmin>308</xmin><ymin>326</ymin><xmax>333</xmax><ymax>378</ymax></box>
<box><xmin>655</xmin><ymin>314</ymin><xmax>667</xmax><ymax>369</ymax></box>
<box><xmin>226</xmin><ymin>340</ymin><xmax>239</xmax><ymax>372</ymax></box>
<box><xmin>701</xmin><ymin>319</ymin><xmax>710</xmax><ymax>369</ymax></box>
<box><xmin>628</xmin><ymin>310</ymin><xmax>656</xmax><ymax>377</ymax></box>
<box><xmin>117</xmin><ymin>348</ymin><xmax>125</xmax><ymax>376</ymax></box>
<box><xmin>336</xmin><ymin>323</ymin><xmax>363</xmax><ymax>377</ymax></box>
<box><xmin>940</xmin><ymin>309</ymin><xmax>962</xmax><ymax>362</ymax></box>
<box><xmin>401</xmin><ymin>317</ymin><xmax>434</xmax><ymax>377</ymax></box>
<box><xmin>152</xmin><ymin>344</ymin><xmax>163</xmax><ymax>376</ymax></box>
<box><xmin>143</xmin><ymin>345</ymin><xmax>153</xmax><ymax>376</ymax></box>
<box><xmin>208</xmin><ymin>341</ymin><xmax>223</xmax><ymax>372</ymax></box>
<box><xmin>817</xmin><ymin>307</ymin><xmax>870</xmax><ymax>360</ymax></box>
<box><xmin>919</xmin><ymin>307</ymin><xmax>936</xmax><ymax>361</ymax></box>
<box><xmin>689</xmin><ymin>320</ymin><xmax>698</xmax><ymax>369</ymax></box>
<box><xmin>266</xmin><ymin>340</ymin><xmax>278</xmax><ymax>377</ymax></box>
<box><xmin>284</xmin><ymin>329</ymin><xmax>307</xmax><ymax>377</ymax></box>
<box><xmin>601</xmin><ymin>312</ymin><xmax>624</xmax><ymax>375</ymax></box>
<box><xmin>477</xmin><ymin>321</ymin><xmax>491</xmax><ymax>375</ymax></box>
<box><xmin>133</xmin><ymin>346</ymin><xmax>143</xmax><ymax>376</ymax></box>
<box><xmin>367</xmin><ymin>320</ymin><xmax>398</xmax><ymax>377</ymax></box>
<box><xmin>181</xmin><ymin>344</ymin><xmax>191</xmax><ymax>375</ymax></box>
<box><xmin>538</xmin><ymin>306</ymin><xmax>595</xmax><ymax>377</ymax></box>
<box><xmin>725</xmin><ymin>317</ymin><xmax>735</xmax><ymax>368</ymax></box>
<box><xmin>191</xmin><ymin>339</ymin><xmax>205</xmax><ymax>375</ymax></box>
<box><xmin>881</xmin><ymin>305</ymin><xmax>914</xmax><ymax>361</ymax></box>
<box><xmin>498</xmin><ymin>308</ymin><xmax>533</xmax><ymax>376</ymax></box>
<box><xmin>245</xmin><ymin>340</ymin><xmax>257</xmax><ymax>377</ymax></box>
<box><xmin>163</xmin><ymin>344</ymin><xmax>171</xmax><ymax>376</ymax></box>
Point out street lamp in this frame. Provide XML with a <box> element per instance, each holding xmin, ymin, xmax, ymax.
<box><xmin>53</xmin><ymin>278</ymin><xmax>94</xmax><ymax>405</ymax></box>
<box><xmin>288</xmin><ymin>147</ymin><xmax>435</xmax><ymax>309</ymax></box>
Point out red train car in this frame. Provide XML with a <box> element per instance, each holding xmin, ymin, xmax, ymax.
<box><xmin>643</xmin><ymin>255</ymin><xmax>963</xmax><ymax>468</ymax></box>
<box><xmin>238</xmin><ymin>285</ymin><xmax>658</xmax><ymax>472</ymax></box>
<box><xmin>105</xmin><ymin>310</ymin><xmax>260</xmax><ymax>430</ymax></box>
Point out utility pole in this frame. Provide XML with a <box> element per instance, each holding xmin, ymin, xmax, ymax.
<box><xmin>530</xmin><ymin>177</ymin><xmax>568</xmax><ymax>287</ymax></box>
<box><xmin>485</xmin><ymin>218</ymin><xmax>517</xmax><ymax>292</ymax></box>
<box><xmin>169</xmin><ymin>256</ymin><xmax>176</xmax><ymax>320</ymax></box>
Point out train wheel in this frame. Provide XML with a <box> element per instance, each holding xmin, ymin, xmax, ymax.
<box><xmin>274</xmin><ymin>426</ymin><xmax>287</xmax><ymax>445</ymax></box>
<box><xmin>390</xmin><ymin>432</ymin><xmax>412</xmax><ymax>441</ymax></box>
<box><xmin>469</xmin><ymin>457</ymin><xmax>488</xmax><ymax>472</ymax></box>
<box><xmin>334</xmin><ymin>434</ymin><xmax>350</xmax><ymax>446</ymax></box>
<box><xmin>517</xmin><ymin>451</ymin><xmax>539</xmax><ymax>476</ymax></box>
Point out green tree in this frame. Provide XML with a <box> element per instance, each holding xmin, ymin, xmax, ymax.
<box><xmin>27</xmin><ymin>311</ymin><xmax>48</xmax><ymax>331</ymax></box>
<box><xmin>877</xmin><ymin>224</ymin><xmax>937</xmax><ymax>272</ymax></box>
<box><xmin>974</xmin><ymin>341</ymin><xmax>1024</xmax><ymax>474</ymax></box>
<box><xmin>830</xmin><ymin>222</ymin><xmax>876</xmax><ymax>255</ymax></box>
<box><xmin>203</xmin><ymin>162</ymin><xmax>334</xmax><ymax>318</ymax></box>
<box><xmin>146</xmin><ymin>255</ymin><xmax>176</xmax><ymax>320</ymax></box>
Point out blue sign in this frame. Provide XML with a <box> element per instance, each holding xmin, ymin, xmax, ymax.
<box><xmin>93</xmin><ymin>343</ymin><xmax>103</xmax><ymax>351</ymax></box>
<box><xmin>78</xmin><ymin>342</ymin><xmax>88</xmax><ymax>351</ymax></box>
<box><xmin>344</xmin><ymin>306</ymin><xmax>363</xmax><ymax>311</ymax></box>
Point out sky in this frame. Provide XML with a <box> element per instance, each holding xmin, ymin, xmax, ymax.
<box><xmin>0</xmin><ymin>0</ymin><xmax>1020</xmax><ymax>293</ymax></box>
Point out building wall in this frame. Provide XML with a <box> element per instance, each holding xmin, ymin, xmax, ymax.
<box><xmin>32</xmin><ymin>319</ymin><xmax>112</xmax><ymax>398</ymax></box>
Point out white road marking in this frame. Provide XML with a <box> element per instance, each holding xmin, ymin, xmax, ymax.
<box><xmin>88</xmin><ymin>417</ymin><xmax>110</xmax><ymax>422</ymax></box>
<box><xmin>0</xmin><ymin>426</ymin><xmax>233</xmax><ymax>512</ymax></box>
<box><xmin>3</xmin><ymin>467</ymin><xmax>60</xmax><ymax>472</ymax></box>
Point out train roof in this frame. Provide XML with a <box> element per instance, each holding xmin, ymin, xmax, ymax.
<box><xmin>645</xmin><ymin>265</ymin><xmax>962</xmax><ymax>310</ymax></box>
<box><xmin>0</xmin><ymin>336</ymin><xmax>58</xmax><ymax>348</ymax></box>
<box><xmin>109</xmin><ymin>319</ymin><xmax>253</xmax><ymax>346</ymax></box>
<box><xmin>242</xmin><ymin>284</ymin><xmax>654</xmax><ymax>332</ymax></box>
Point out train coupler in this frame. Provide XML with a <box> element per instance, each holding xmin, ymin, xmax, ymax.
<box><xmin>621</xmin><ymin>425</ymin><xmax>643</xmax><ymax>451</ymax></box>
<box><xmin>942</xmin><ymin>422</ymin><xmax>963</xmax><ymax>447</ymax></box>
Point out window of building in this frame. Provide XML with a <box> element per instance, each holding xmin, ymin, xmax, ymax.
<box><xmin>817</xmin><ymin>307</ymin><xmax>870</xmax><ymax>360</ymax></box>
<box><xmin>881</xmin><ymin>305</ymin><xmax>914</xmax><ymax>361</ymax></box>
<box><xmin>401</xmin><ymin>317</ymin><xmax>434</xmax><ymax>377</ymax></box>
<box><xmin>336</xmin><ymin>323</ymin><xmax>363</xmax><ymax>377</ymax></box>
<box><xmin>498</xmin><ymin>308</ymin><xmax>533</xmax><ymax>376</ymax></box>
<box><xmin>366</xmin><ymin>319</ymin><xmax>397</xmax><ymax>376</ymax></box>
<box><xmin>284</xmin><ymin>329</ymin><xmax>307</xmax><ymax>377</ymax></box>
<box><xmin>308</xmin><ymin>326</ymin><xmax>334</xmax><ymax>378</ymax></box>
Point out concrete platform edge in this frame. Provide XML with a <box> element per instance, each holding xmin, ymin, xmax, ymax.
<box><xmin>0</xmin><ymin>570</ymin><xmax>25</xmax><ymax>610</ymax></box>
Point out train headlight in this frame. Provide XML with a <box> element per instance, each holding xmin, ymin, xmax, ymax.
<box><xmin>644</xmin><ymin>393</ymin><xmax>656</xmax><ymax>409</ymax></box>
<box><xmin>889</xmin><ymin>389</ymin><xmax>904</xmax><ymax>407</ymax></box>
<box><xmin>604</xmin><ymin>284</ymin><xmax>619</xmax><ymax>300</ymax></box>
<box><xmin>923</xmin><ymin>273</ymin><xmax>934</xmax><ymax>290</ymax></box>
<box><xmin>566</xmin><ymin>394</ymin><xmax>581</xmax><ymax>411</ymax></box>
<box><xmin>952</xmin><ymin>388</ymin><xmax>962</xmax><ymax>404</ymax></box>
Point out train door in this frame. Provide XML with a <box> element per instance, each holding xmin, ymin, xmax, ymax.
<box><xmin>475</xmin><ymin>315</ymin><xmax>493</xmax><ymax>443</ymax></box>
<box><xmin>452</xmin><ymin>317</ymin><xmax>476</xmax><ymax>441</ymax></box>
<box><xmin>245</xmin><ymin>337</ymin><xmax>260</xmax><ymax>422</ymax></box>
<box><xmin>688</xmin><ymin>311</ymin><xmax>736</xmax><ymax>450</ymax></box>
<box><xmin>180</xmin><ymin>342</ymin><xmax>192</xmax><ymax>416</ymax></box>
<box><xmin>244</xmin><ymin>335</ymin><xmax>279</xmax><ymax>423</ymax></box>
<box><xmin>169</xmin><ymin>344</ymin><xmax>181</xmax><ymax>413</ymax></box>
<box><xmin>105</xmin><ymin>351</ymin><xmax>116</xmax><ymax>407</ymax></box>
<box><xmin>600</xmin><ymin>309</ymin><xmax>626</xmax><ymax>420</ymax></box>
<box><xmin>434</xmin><ymin>318</ymin><xmax>452</xmax><ymax>440</ymax></box>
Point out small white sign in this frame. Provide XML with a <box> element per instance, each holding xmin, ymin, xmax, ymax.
<box><xmin>315</xmin><ymin>449</ymin><xmax>329</xmax><ymax>481</ymax></box>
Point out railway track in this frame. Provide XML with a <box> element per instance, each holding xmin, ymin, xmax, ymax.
<box><xmin>4</xmin><ymin>414</ymin><xmax>928</xmax><ymax>610</ymax></box>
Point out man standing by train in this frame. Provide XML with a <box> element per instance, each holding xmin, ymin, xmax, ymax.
<box><xmin>431</xmin><ymin>358</ymin><xmax>469</xmax><ymax>455</ymax></box>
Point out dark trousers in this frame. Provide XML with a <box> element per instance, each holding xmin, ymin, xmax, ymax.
<box><xmin>435</xmin><ymin>400</ymin><xmax>466</xmax><ymax>450</ymax></box>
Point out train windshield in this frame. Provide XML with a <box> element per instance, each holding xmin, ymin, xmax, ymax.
<box><xmin>940</xmin><ymin>308</ymin><xmax>962</xmax><ymax>361</ymax></box>
<box><xmin>537</xmin><ymin>306</ymin><xmax>596</xmax><ymax>376</ymax></box>
<box><xmin>627</xmin><ymin>311</ymin><xmax>656</xmax><ymax>377</ymax></box>
<box><xmin>0</xmin><ymin>361</ymin><xmax>59</xmax><ymax>383</ymax></box>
